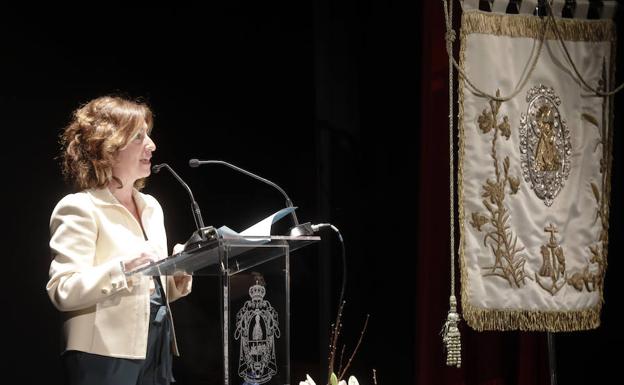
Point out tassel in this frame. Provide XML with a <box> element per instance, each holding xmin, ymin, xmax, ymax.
<box><xmin>441</xmin><ymin>295</ymin><xmax>462</xmax><ymax>368</ymax></box>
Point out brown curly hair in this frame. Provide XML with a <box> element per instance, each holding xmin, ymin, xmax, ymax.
<box><xmin>60</xmin><ymin>96</ymin><xmax>154</xmax><ymax>191</ymax></box>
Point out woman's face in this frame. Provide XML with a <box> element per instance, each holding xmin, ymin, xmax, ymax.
<box><xmin>112</xmin><ymin>123</ymin><xmax>156</xmax><ymax>186</ymax></box>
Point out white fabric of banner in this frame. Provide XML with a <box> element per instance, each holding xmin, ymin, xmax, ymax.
<box><xmin>458</xmin><ymin>11</ymin><xmax>615</xmax><ymax>331</ymax></box>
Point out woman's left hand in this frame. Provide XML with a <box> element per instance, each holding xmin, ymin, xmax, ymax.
<box><xmin>173</xmin><ymin>273</ymin><xmax>192</xmax><ymax>291</ymax></box>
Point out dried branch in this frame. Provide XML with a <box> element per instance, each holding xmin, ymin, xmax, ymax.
<box><xmin>337</xmin><ymin>344</ymin><xmax>346</xmax><ymax>376</ymax></box>
<box><xmin>338</xmin><ymin>314</ymin><xmax>370</xmax><ymax>380</ymax></box>
<box><xmin>327</xmin><ymin>301</ymin><xmax>346</xmax><ymax>381</ymax></box>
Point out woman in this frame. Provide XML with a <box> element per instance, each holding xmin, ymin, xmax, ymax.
<box><xmin>46</xmin><ymin>96</ymin><xmax>192</xmax><ymax>385</ymax></box>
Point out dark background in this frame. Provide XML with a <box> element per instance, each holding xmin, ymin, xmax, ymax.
<box><xmin>1</xmin><ymin>2</ymin><xmax>622</xmax><ymax>385</ymax></box>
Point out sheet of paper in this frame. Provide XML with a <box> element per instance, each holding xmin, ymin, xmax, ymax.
<box><xmin>240</xmin><ymin>206</ymin><xmax>296</xmax><ymax>236</ymax></box>
<box><xmin>217</xmin><ymin>206</ymin><xmax>296</xmax><ymax>238</ymax></box>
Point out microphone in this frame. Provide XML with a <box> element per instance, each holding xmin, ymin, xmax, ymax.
<box><xmin>152</xmin><ymin>163</ymin><xmax>212</xmax><ymax>248</ymax></box>
<box><xmin>188</xmin><ymin>158</ymin><xmax>314</xmax><ymax>236</ymax></box>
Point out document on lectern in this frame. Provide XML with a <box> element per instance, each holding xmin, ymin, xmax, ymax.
<box><xmin>132</xmin><ymin>207</ymin><xmax>313</xmax><ymax>276</ymax></box>
<box><xmin>217</xmin><ymin>206</ymin><xmax>296</xmax><ymax>241</ymax></box>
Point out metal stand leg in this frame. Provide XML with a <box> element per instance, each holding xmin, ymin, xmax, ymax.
<box><xmin>547</xmin><ymin>332</ymin><xmax>558</xmax><ymax>385</ymax></box>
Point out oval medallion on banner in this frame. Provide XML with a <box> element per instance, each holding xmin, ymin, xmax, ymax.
<box><xmin>519</xmin><ymin>85</ymin><xmax>572</xmax><ymax>206</ymax></box>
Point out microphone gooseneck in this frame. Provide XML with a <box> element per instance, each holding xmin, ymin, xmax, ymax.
<box><xmin>151</xmin><ymin>163</ymin><xmax>205</xmax><ymax>230</ymax></box>
<box><xmin>188</xmin><ymin>159</ymin><xmax>303</xmax><ymax>230</ymax></box>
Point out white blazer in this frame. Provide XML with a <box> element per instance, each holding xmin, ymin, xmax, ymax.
<box><xmin>46</xmin><ymin>188</ymin><xmax>191</xmax><ymax>359</ymax></box>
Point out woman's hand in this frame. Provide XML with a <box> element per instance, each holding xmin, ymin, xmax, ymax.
<box><xmin>173</xmin><ymin>243</ymin><xmax>185</xmax><ymax>254</ymax></box>
<box><xmin>173</xmin><ymin>273</ymin><xmax>192</xmax><ymax>289</ymax></box>
<box><xmin>122</xmin><ymin>252</ymin><xmax>156</xmax><ymax>273</ymax></box>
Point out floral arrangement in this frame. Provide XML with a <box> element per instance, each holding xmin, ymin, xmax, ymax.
<box><xmin>299</xmin><ymin>302</ymin><xmax>375</xmax><ymax>385</ymax></box>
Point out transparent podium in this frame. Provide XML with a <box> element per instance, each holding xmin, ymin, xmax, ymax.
<box><xmin>136</xmin><ymin>228</ymin><xmax>320</xmax><ymax>385</ymax></box>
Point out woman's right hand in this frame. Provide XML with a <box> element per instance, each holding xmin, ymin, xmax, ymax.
<box><xmin>122</xmin><ymin>252</ymin><xmax>156</xmax><ymax>273</ymax></box>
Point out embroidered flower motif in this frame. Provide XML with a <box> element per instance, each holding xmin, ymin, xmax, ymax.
<box><xmin>498</xmin><ymin>116</ymin><xmax>511</xmax><ymax>139</ymax></box>
<box><xmin>477</xmin><ymin>109</ymin><xmax>493</xmax><ymax>134</ymax></box>
<box><xmin>508</xmin><ymin>176</ymin><xmax>520</xmax><ymax>194</ymax></box>
<box><xmin>482</xmin><ymin>179</ymin><xmax>505</xmax><ymax>204</ymax></box>
<box><xmin>469</xmin><ymin>212</ymin><xmax>489</xmax><ymax>232</ymax></box>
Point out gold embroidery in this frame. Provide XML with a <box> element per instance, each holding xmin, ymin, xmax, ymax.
<box><xmin>470</xmin><ymin>90</ymin><xmax>529</xmax><ymax>288</ymax></box>
<box><xmin>535</xmin><ymin>224</ymin><xmax>566</xmax><ymax>295</ymax></box>
<box><xmin>566</xmin><ymin>184</ymin><xmax>607</xmax><ymax>293</ymax></box>
<box><xmin>567</xmin><ymin>62</ymin><xmax>610</xmax><ymax>293</ymax></box>
<box><xmin>581</xmin><ymin>113</ymin><xmax>606</xmax><ymax>169</ymax></box>
<box><xmin>469</xmin><ymin>213</ymin><xmax>488</xmax><ymax>232</ymax></box>
<box><xmin>534</xmin><ymin>106</ymin><xmax>561</xmax><ymax>172</ymax></box>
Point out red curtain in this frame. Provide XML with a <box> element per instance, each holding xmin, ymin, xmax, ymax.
<box><xmin>416</xmin><ymin>2</ymin><xmax>550</xmax><ymax>384</ymax></box>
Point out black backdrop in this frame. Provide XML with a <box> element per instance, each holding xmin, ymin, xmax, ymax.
<box><xmin>2</xmin><ymin>2</ymin><xmax>418</xmax><ymax>384</ymax></box>
<box><xmin>1</xmin><ymin>2</ymin><xmax>621</xmax><ymax>385</ymax></box>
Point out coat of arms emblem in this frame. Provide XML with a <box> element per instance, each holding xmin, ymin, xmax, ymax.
<box><xmin>234</xmin><ymin>283</ymin><xmax>280</xmax><ymax>384</ymax></box>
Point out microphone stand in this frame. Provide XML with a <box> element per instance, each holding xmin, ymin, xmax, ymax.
<box><xmin>152</xmin><ymin>163</ymin><xmax>214</xmax><ymax>249</ymax></box>
<box><xmin>188</xmin><ymin>159</ymin><xmax>314</xmax><ymax>236</ymax></box>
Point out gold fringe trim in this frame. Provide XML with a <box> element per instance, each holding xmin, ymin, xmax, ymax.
<box><xmin>462</xmin><ymin>10</ymin><xmax>615</xmax><ymax>42</ymax></box>
<box><xmin>463</xmin><ymin>302</ymin><xmax>602</xmax><ymax>332</ymax></box>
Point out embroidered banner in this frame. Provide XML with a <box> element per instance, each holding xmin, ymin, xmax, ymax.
<box><xmin>458</xmin><ymin>10</ymin><xmax>615</xmax><ymax>331</ymax></box>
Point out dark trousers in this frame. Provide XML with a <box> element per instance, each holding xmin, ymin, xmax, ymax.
<box><xmin>62</xmin><ymin>303</ymin><xmax>173</xmax><ymax>385</ymax></box>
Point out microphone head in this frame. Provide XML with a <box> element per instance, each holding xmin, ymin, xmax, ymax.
<box><xmin>152</xmin><ymin>164</ymin><xmax>165</xmax><ymax>173</ymax></box>
<box><xmin>189</xmin><ymin>159</ymin><xmax>200</xmax><ymax>168</ymax></box>
<box><xmin>289</xmin><ymin>222</ymin><xmax>314</xmax><ymax>237</ymax></box>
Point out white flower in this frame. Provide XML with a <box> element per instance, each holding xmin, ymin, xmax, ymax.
<box><xmin>338</xmin><ymin>375</ymin><xmax>359</xmax><ymax>385</ymax></box>
<box><xmin>300</xmin><ymin>373</ymin><xmax>359</xmax><ymax>385</ymax></box>
<box><xmin>299</xmin><ymin>374</ymin><xmax>317</xmax><ymax>385</ymax></box>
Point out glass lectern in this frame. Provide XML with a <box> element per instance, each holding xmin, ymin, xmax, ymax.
<box><xmin>135</xmin><ymin>228</ymin><xmax>320</xmax><ymax>385</ymax></box>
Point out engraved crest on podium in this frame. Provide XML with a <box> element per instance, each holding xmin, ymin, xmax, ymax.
<box><xmin>519</xmin><ymin>85</ymin><xmax>571</xmax><ymax>206</ymax></box>
<box><xmin>234</xmin><ymin>283</ymin><xmax>280</xmax><ymax>384</ymax></box>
